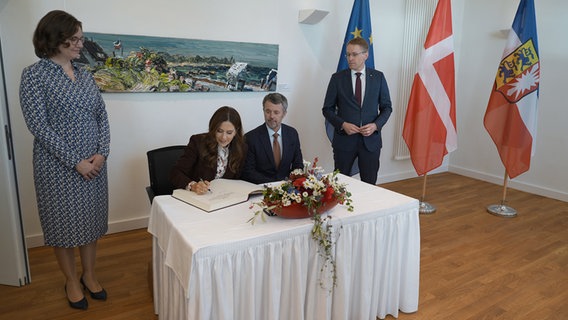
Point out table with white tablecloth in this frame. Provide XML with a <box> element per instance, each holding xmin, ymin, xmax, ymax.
<box><xmin>148</xmin><ymin>174</ymin><xmax>420</xmax><ymax>320</ymax></box>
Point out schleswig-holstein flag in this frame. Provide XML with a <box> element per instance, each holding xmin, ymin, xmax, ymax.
<box><xmin>402</xmin><ymin>0</ymin><xmax>457</xmax><ymax>176</ymax></box>
<box><xmin>483</xmin><ymin>0</ymin><xmax>539</xmax><ymax>179</ymax></box>
<box><xmin>325</xmin><ymin>0</ymin><xmax>374</xmax><ymax>175</ymax></box>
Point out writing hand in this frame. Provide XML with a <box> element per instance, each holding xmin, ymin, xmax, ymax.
<box><xmin>192</xmin><ymin>179</ymin><xmax>211</xmax><ymax>195</ymax></box>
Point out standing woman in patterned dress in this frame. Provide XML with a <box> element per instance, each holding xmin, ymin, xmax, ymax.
<box><xmin>19</xmin><ymin>10</ymin><xmax>110</xmax><ymax>310</ymax></box>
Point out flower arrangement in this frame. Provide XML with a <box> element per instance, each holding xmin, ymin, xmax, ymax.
<box><xmin>249</xmin><ymin>157</ymin><xmax>353</xmax><ymax>289</ymax></box>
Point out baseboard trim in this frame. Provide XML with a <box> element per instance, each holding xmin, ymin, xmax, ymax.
<box><xmin>377</xmin><ymin>166</ymin><xmax>448</xmax><ymax>184</ymax></box>
<box><xmin>449</xmin><ymin>165</ymin><xmax>568</xmax><ymax>202</ymax></box>
<box><xmin>25</xmin><ymin>216</ymin><xmax>150</xmax><ymax>248</ymax></box>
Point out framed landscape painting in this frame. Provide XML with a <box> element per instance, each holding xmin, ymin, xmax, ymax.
<box><xmin>77</xmin><ymin>32</ymin><xmax>279</xmax><ymax>93</ymax></box>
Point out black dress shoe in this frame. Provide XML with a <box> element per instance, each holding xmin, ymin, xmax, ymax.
<box><xmin>80</xmin><ymin>277</ymin><xmax>107</xmax><ymax>301</ymax></box>
<box><xmin>65</xmin><ymin>285</ymin><xmax>88</xmax><ymax>310</ymax></box>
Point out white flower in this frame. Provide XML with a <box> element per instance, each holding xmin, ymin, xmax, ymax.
<box><xmin>302</xmin><ymin>161</ymin><xmax>312</xmax><ymax>174</ymax></box>
<box><xmin>291</xmin><ymin>168</ymin><xmax>304</xmax><ymax>176</ymax></box>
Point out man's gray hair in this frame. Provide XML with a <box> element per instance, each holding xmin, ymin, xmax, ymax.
<box><xmin>262</xmin><ymin>93</ymin><xmax>288</xmax><ymax>112</ymax></box>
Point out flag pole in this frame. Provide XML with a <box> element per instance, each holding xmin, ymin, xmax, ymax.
<box><xmin>487</xmin><ymin>171</ymin><xmax>517</xmax><ymax>217</ymax></box>
<box><xmin>419</xmin><ymin>172</ymin><xmax>436</xmax><ymax>214</ymax></box>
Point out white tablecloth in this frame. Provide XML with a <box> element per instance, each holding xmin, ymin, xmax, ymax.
<box><xmin>148</xmin><ymin>174</ymin><xmax>420</xmax><ymax>320</ymax></box>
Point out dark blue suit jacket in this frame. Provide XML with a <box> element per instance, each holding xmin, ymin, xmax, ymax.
<box><xmin>322</xmin><ymin>68</ymin><xmax>392</xmax><ymax>152</ymax></box>
<box><xmin>242</xmin><ymin>123</ymin><xmax>303</xmax><ymax>184</ymax></box>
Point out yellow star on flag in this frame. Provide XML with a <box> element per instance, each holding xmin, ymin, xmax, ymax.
<box><xmin>350</xmin><ymin>27</ymin><xmax>363</xmax><ymax>38</ymax></box>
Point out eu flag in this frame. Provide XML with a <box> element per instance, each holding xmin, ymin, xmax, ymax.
<box><xmin>326</xmin><ymin>0</ymin><xmax>375</xmax><ymax>175</ymax></box>
<box><xmin>337</xmin><ymin>0</ymin><xmax>375</xmax><ymax>71</ymax></box>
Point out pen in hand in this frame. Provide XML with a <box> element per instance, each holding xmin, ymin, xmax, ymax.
<box><xmin>200</xmin><ymin>178</ymin><xmax>212</xmax><ymax>193</ymax></box>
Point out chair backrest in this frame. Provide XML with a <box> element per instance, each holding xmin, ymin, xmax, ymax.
<box><xmin>146</xmin><ymin>145</ymin><xmax>186</xmax><ymax>199</ymax></box>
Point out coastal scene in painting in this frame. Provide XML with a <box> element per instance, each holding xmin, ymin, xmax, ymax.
<box><xmin>77</xmin><ymin>32</ymin><xmax>279</xmax><ymax>93</ymax></box>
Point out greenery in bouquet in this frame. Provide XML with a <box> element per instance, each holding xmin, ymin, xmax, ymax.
<box><xmin>249</xmin><ymin>157</ymin><xmax>353</xmax><ymax>289</ymax></box>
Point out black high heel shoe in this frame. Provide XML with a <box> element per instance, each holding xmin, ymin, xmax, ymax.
<box><xmin>65</xmin><ymin>285</ymin><xmax>88</xmax><ymax>310</ymax></box>
<box><xmin>80</xmin><ymin>277</ymin><xmax>107</xmax><ymax>301</ymax></box>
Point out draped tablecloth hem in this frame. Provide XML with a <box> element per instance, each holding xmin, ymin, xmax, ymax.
<box><xmin>149</xmin><ymin>174</ymin><xmax>420</xmax><ymax>320</ymax></box>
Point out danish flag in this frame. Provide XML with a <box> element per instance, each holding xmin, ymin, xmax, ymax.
<box><xmin>403</xmin><ymin>0</ymin><xmax>456</xmax><ymax>176</ymax></box>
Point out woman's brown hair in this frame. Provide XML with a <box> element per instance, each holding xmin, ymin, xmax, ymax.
<box><xmin>33</xmin><ymin>10</ymin><xmax>82</xmax><ymax>58</ymax></box>
<box><xmin>200</xmin><ymin>106</ymin><xmax>246</xmax><ymax>174</ymax></box>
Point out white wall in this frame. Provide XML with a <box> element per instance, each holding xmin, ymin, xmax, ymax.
<box><xmin>451</xmin><ymin>0</ymin><xmax>568</xmax><ymax>200</ymax></box>
<box><xmin>0</xmin><ymin>0</ymin><xmax>565</xmax><ymax>247</ymax></box>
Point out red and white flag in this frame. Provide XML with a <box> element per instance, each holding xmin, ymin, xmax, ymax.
<box><xmin>403</xmin><ymin>0</ymin><xmax>456</xmax><ymax>176</ymax></box>
<box><xmin>483</xmin><ymin>0</ymin><xmax>539</xmax><ymax>179</ymax></box>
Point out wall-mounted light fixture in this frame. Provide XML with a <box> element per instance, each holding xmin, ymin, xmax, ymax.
<box><xmin>298</xmin><ymin>9</ymin><xmax>329</xmax><ymax>25</ymax></box>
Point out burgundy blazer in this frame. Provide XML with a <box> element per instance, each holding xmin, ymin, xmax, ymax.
<box><xmin>169</xmin><ymin>133</ymin><xmax>245</xmax><ymax>189</ymax></box>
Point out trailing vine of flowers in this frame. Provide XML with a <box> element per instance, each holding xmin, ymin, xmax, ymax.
<box><xmin>249</xmin><ymin>158</ymin><xmax>353</xmax><ymax>289</ymax></box>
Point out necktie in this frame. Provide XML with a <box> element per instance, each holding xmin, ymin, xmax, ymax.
<box><xmin>355</xmin><ymin>72</ymin><xmax>362</xmax><ymax>106</ymax></box>
<box><xmin>273</xmin><ymin>132</ymin><xmax>281</xmax><ymax>169</ymax></box>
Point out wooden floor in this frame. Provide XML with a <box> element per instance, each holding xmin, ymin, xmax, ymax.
<box><xmin>0</xmin><ymin>228</ymin><xmax>157</xmax><ymax>320</ymax></box>
<box><xmin>0</xmin><ymin>172</ymin><xmax>566</xmax><ymax>320</ymax></box>
<box><xmin>380</xmin><ymin>173</ymin><xmax>568</xmax><ymax>320</ymax></box>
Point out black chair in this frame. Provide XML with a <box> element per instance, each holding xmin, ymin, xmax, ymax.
<box><xmin>146</xmin><ymin>145</ymin><xmax>186</xmax><ymax>203</ymax></box>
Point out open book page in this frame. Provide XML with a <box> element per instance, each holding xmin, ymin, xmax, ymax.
<box><xmin>172</xmin><ymin>179</ymin><xmax>263</xmax><ymax>212</ymax></box>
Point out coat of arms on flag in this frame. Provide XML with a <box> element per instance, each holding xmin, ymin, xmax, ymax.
<box><xmin>484</xmin><ymin>0</ymin><xmax>540</xmax><ymax>180</ymax></box>
<box><xmin>494</xmin><ymin>39</ymin><xmax>539</xmax><ymax>104</ymax></box>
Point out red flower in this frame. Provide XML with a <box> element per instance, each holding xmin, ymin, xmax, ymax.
<box><xmin>323</xmin><ymin>186</ymin><xmax>335</xmax><ymax>202</ymax></box>
<box><xmin>293</xmin><ymin>177</ymin><xmax>306</xmax><ymax>189</ymax></box>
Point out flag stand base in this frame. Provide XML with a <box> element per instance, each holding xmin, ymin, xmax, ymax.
<box><xmin>487</xmin><ymin>204</ymin><xmax>517</xmax><ymax>217</ymax></box>
<box><xmin>419</xmin><ymin>201</ymin><xmax>436</xmax><ymax>214</ymax></box>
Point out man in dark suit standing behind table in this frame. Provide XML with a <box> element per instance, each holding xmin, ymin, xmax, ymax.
<box><xmin>322</xmin><ymin>37</ymin><xmax>392</xmax><ymax>185</ymax></box>
<box><xmin>242</xmin><ymin>93</ymin><xmax>304</xmax><ymax>184</ymax></box>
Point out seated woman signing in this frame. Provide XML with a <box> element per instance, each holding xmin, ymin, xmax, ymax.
<box><xmin>170</xmin><ymin>106</ymin><xmax>247</xmax><ymax>194</ymax></box>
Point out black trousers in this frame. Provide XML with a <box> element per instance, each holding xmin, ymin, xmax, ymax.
<box><xmin>333</xmin><ymin>135</ymin><xmax>381</xmax><ymax>185</ymax></box>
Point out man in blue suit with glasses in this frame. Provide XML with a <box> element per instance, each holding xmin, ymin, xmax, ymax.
<box><xmin>322</xmin><ymin>37</ymin><xmax>392</xmax><ymax>185</ymax></box>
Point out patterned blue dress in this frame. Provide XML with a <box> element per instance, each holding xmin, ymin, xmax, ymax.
<box><xmin>19</xmin><ymin>59</ymin><xmax>111</xmax><ymax>248</ymax></box>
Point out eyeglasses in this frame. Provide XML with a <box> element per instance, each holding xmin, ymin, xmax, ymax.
<box><xmin>345</xmin><ymin>51</ymin><xmax>367</xmax><ymax>58</ymax></box>
<box><xmin>67</xmin><ymin>36</ymin><xmax>85</xmax><ymax>45</ymax></box>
